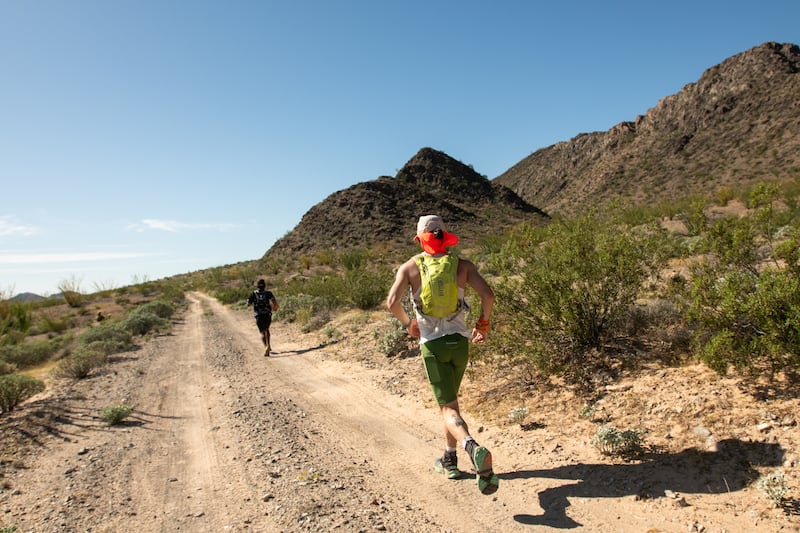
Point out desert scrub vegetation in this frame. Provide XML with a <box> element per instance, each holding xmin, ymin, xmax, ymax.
<box><xmin>0</xmin><ymin>373</ymin><xmax>45</xmax><ymax>414</ymax></box>
<box><xmin>54</xmin><ymin>344</ymin><xmax>108</xmax><ymax>379</ymax></box>
<box><xmin>684</xmin><ymin>184</ymin><xmax>800</xmax><ymax>376</ymax></box>
<box><xmin>757</xmin><ymin>470</ymin><xmax>789</xmax><ymax>508</ymax></box>
<box><xmin>373</xmin><ymin>318</ymin><xmax>411</xmax><ymax>357</ymax></box>
<box><xmin>0</xmin><ymin>300</ymin><xmax>33</xmax><ymax>346</ymax></box>
<box><xmin>122</xmin><ymin>300</ymin><xmax>175</xmax><ymax>336</ymax></box>
<box><xmin>590</xmin><ymin>425</ymin><xmax>647</xmax><ymax>458</ymax></box>
<box><xmin>57</xmin><ymin>275</ymin><xmax>85</xmax><ymax>308</ymax></box>
<box><xmin>490</xmin><ymin>209</ymin><xmax>671</xmax><ymax>384</ymax></box>
<box><xmin>0</xmin><ymin>338</ymin><xmax>65</xmax><ymax>370</ymax></box>
<box><xmin>100</xmin><ymin>402</ymin><xmax>134</xmax><ymax>426</ymax></box>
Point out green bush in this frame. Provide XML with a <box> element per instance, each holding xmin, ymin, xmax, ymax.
<box><xmin>213</xmin><ymin>286</ymin><xmax>251</xmax><ymax>305</ymax></box>
<box><xmin>100</xmin><ymin>403</ymin><xmax>134</xmax><ymax>426</ymax></box>
<box><xmin>0</xmin><ymin>338</ymin><xmax>63</xmax><ymax>369</ymax></box>
<box><xmin>686</xmin><ymin>203</ymin><xmax>800</xmax><ymax>375</ymax></box>
<box><xmin>491</xmin><ymin>210</ymin><xmax>668</xmax><ymax>379</ymax></box>
<box><xmin>757</xmin><ymin>470</ymin><xmax>788</xmax><ymax>507</ymax></box>
<box><xmin>135</xmin><ymin>300</ymin><xmax>175</xmax><ymax>319</ymax></box>
<box><xmin>344</xmin><ymin>268</ymin><xmax>393</xmax><ymax>310</ymax></box>
<box><xmin>591</xmin><ymin>425</ymin><xmax>646</xmax><ymax>457</ymax></box>
<box><xmin>124</xmin><ymin>311</ymin><xmax>167</xmax><ymax>336</ymax></box>
<box><xmin>373</xmin><ymin>319</ymin><xmax>410</xmax><ymax>356</ymax></box>
<box><xmin>0</xmin><ymin>360</ymin><xmax>16</xmax><ymax>375</ymax></box>
<box><xmin>277</xmin><ymin>294</ymin><xmax>330</xmax><ymax>324</ymax></box>
<box><xmin>54</xmin><ymin>346</ymin><xmax>107</xmax><ymax>379</ymax></box>
<box><xmin>0</xmin><ymin>301</ymin><xmax>33</xmax><ymax>344</ymax></box>
<box><xmin>0</xmin><ymin>374</ymin><xmax>45</xmax><ymax>413</ymax></box>
<box><xmin>78</xmin><ymin>321</ymin><xmax>134</xmax><ymax>352</ymax></box>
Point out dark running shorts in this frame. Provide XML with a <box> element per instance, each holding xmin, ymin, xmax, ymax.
<box><xmin>420</xmin><ymin>334</ymin><xmax>469</xmax><ymax>406</ymax></box>
<box><xmin>255</xmin><ymin>314</ymin><xmax>272</xmax><ymax>332</ymax></box>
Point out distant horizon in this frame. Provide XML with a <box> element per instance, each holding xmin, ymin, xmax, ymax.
<box><xmin>2</xmin><ymin>1</ymin><xmax>798</xmax><ymax>296</ymax></box>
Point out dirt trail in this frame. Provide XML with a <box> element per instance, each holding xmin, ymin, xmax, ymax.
<box><xmin>1</xmin><ymin>293</ymin><xmax>798</xmax><ymax>532</ymax></box>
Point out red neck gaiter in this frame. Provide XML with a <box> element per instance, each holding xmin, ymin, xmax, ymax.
<box><xmin>417</xmin><ymin>231</ymin><xmax>459</xmax><ymax>255</ymax></box>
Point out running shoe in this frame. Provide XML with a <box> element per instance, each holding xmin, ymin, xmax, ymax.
<box><xmin>471</xmin><ymin>446</ymin><xmax>499</xmax><ymax>495</ymax></box>
<box><xmin>434</xmin><ymin>450</ymin><xmax>460</xmax><ymax>479</ymax></box>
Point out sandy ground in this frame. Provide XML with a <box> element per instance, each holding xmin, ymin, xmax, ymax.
<box><xmin>1</xmin><ymin>293</ymin><xmax>798</xmax><ymax>532</ymax></box>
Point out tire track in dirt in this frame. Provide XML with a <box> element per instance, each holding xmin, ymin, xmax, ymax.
<box><xmin>118</xmin><ymin>293</ymin><xmax>263</xmax><ymax>530</ymax></box>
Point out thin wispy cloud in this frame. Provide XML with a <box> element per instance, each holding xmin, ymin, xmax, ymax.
<box><xmin>0</xmin><ymin>252</ymin><xmax>158</xmax><ymax>265</ymax></box>
<box><xmin>128</xmin><ymin>219</ymin><xmax>239</xmax><ymax>233</ymax></box>
<box><xmin>0</xmin><ymin>216</ymin><xmax>38</xmax><ymax>237</ymax></box>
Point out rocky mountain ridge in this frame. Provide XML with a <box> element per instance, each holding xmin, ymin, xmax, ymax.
<box><xmin>265</xmin><ymin>148</ymin><xmax>546</xmax><ymax>256</ymax></box>
<box><xmin>494</xmin><ymin>42</ymin><xmax>800</xmax><ymax>215</ymax></box>
<box><xmin>264</xmin><ymin>42</ymin><xmax>799</xmax><ymax>259</ymax></box>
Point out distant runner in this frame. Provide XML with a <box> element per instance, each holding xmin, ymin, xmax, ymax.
<box><xmin>387</xmin><ymin>215</ymin><xmax>499</xmax><ymax>495</ymax></box>
<box><xmin>247</xmin><ymin>278</ymin><xmax>279</xmax><ymax>356</ymax></box>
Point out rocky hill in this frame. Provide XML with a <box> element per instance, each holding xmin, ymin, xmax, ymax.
<box><xmin>265</xmin><ymin>148</ymin><xmax>546</xmax><ymax>256</ymax></box>
<box><xmin>495</xmin><ymin>42</ymin><xmax>800</xmax><ymax>216</ymax></box>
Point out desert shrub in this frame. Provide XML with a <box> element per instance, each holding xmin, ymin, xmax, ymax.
<box><xmin>508</xmin><ymin>406</ymin><xmax>529</xmax><ymax>425</ymax></box>
<box><xmin>344</xmin><ymin>268</ymin><xmax>393</xmax><ymax>310</ymax></box>
<box><xmin>757</xmin><ymin>470</ymin><xmax>788</xmax><ymax>507</ymax></box>
<box><xmin>340</xmin><ymin>248</ymin><xmax>368</xmax><ymax>271</ymax></box>
<box><xmin>373</xmin><ymin>319</ymin><xmax>410</xmax><ymax>356</ymax></box>
<box><xmin>0</xmin><ymin>374</ymin><xmax>45</xmax><ymax>413</ymax></box>
<box><xmin>300</xmin><ymin>310</ymin><xmax>331</xmax><ymax>333</ymax></box>
<box><xmin>154</xmin><ymin>280</ymin><xmax>187</xmax><ymax>303</ymax></box>
<box><xmin>123</xmin><ymin>311</ymin><xmax>167</xmax><ymax>336</ymax></box>
<box><xmin>54</xmin><ymin>346</ymin><xmax>107</xmax><ymax>379</ymax></box>
<box><xmin>58</xmin><ymin>275</ymin><xmax>84</xmax><ymax>308</ymax></box>
<box><xmin>0</xmin><ymin>360</ymin><xmax>16</xmax><ymax>375</ymax></box>
<box><xmin>590</xmin><ymin>425</ymin><xmax>646</xmax><ymax>457</ymax></box>
<box><xmin>78</xmin><ymin>321</ymin><xmax>134</xmax><ymax>352</ymax></box>
<box><xmin>491</xmin><ymin>210</ymin><xmax>668</xmax><ymax>380</ymax></box>
<box><xmin>100</xmin><ymin>403</ymin><xmax>134</xmax><ymax>426</ymax></box>
<box><xmin>139</xmin><ymin>300</ymin><xmax>175</xmax><ymax>319</ymax></box>
<box><xmin>283</xmin><ymin>275</ymin><xmax>347</xmax><ymax>310</ymax></box>
<box><xmin>37</xmin><ymin>311</ymin><xmax>70</xmax><ymax>335</ymax></box>
<box><xmin>322</xmin><ymin>325</ymin><xmax>342</xmax><ymax>340</ymax></box>
<box><xmin>686</xmin><ymin>201</ymin><xmax>800</xmax><ymax>375</ymax></box>
<box><xmin>213</xmin><ymin>286</ymin><xmax>251</xmax><ymax>305</ymax></box>
<box><xmin>121</xmin><ymin>301</ymin><xmax>173</xmax><ymax>336</ymax></box>
<box><xmin>0</xmin><ymin>338</ymin><xmax>63</xmax><ymax>369</ymax></box>
<box><xmin>0</xmin><ymin>301</ymin><xmax>33</xmax><ymax>345</ymax></box>
<box><xmin>277</xmin><ymin>294</ymin><xmax>329</xmax><ymax>325</ymax></box>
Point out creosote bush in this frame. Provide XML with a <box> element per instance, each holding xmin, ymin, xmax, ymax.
<box><xmin>685</xmin><ymin>184</ymin><xmax>800</xmax><ymax>375</ymax></box>
<box><xmin>55</xmin><ymin>346</ymin><xmax>107</xmax><ymax>380</ymax></box>
<box><xmin>491</xmin><ymin>209</ymin><xmax>668</xmax><ymax>382</ymax></box>
<box><xmin>0</xmin><ymin>338</ymin><xmax>63</xmax><ymax>369</ymax></box>
<box><xmin>0</xmin><ymin>374</ymin><xmax>45</xmax><ymax>413</ymax></box>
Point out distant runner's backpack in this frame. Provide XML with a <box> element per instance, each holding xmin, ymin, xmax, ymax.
<box><xmin>413</xmin><ymin>254</ymin><xmax>459</xmax><ymax>318</ymax></box>
<box><xmin>252</xmin><ymin>290</ymin><xmax>272</xmax><ymax>315</ymax></box>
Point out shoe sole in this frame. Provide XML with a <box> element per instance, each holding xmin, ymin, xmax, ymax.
<box><xmin>434</xmin><ymin>458</ymin><xmax>460</xmax><ymax>480</ymax></box>
<box><xmin>472</xmin><ymin>446</ymin><xmax>499</xmax><ymax>495</ymax></box>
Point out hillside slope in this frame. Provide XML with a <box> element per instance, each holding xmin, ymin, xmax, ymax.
<box><xmin>495</xmin><ymin>42</ymin><xmax>800</xmax><ymax>215</ymax></box>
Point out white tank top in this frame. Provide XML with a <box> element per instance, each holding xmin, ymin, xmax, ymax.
<box><xmin>412</xmin><ymin>286</ymin><xmax>470</xmax><ymax>343</ymax></box>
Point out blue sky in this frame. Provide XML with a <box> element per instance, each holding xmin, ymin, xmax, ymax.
<box><xmin>1</xmin><ymin>1</ymin><xmax>798</xmax><ymax>296</ymax></box>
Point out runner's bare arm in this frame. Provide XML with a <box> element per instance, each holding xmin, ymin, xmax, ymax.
<box><xmin>464</xmin><ymin>260</ymin><xmax>494</xmax><ymax>343</ymax></box>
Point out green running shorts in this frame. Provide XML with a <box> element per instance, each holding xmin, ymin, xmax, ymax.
<box><xmin>421</xmin><ymin>334</ymin><xmax>469</xmax><ymax>405</ymax></box>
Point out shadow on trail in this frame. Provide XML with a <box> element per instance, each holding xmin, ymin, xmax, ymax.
<box><xmin>270</xmin><ymin>339</ymin><xmax>340</xmax><ymax>357</ymax></box>
<box><xmin>505</xmin><ymin>439</ymin><xmax>785</xmax><ymax>529</ymax></box>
